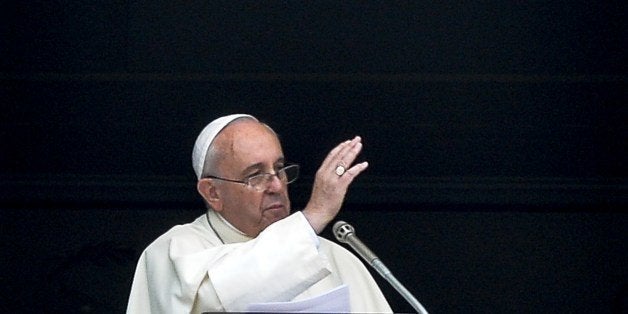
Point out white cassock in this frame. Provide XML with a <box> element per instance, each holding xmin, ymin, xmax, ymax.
<box><xmin>127</xmin><ymin>210</ymin><xmax>392</xmax><ymax>313</ymax></box>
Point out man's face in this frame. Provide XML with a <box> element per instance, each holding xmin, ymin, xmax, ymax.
<box><xmin>210</xmin><ymin>120</ymin><xmax>291</xmax><ymax>237</ymax></box>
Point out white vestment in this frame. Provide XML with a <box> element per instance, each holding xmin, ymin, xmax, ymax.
<box><xmin>127</xmin><ymin>210</ymin><xmax>392</xmax><ymax>313</ymax></box>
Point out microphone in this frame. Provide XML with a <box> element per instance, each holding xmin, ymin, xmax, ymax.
<box><xmin>333</xmin><ymin>221</ymin><xmax>429</xmax><ymax>314</ymax></box>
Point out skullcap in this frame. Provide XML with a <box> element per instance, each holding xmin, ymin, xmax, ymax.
<box><xmin>192</xmin><ymin>114</ymin><xmax>257</xmax><ymax>179</ymax></box>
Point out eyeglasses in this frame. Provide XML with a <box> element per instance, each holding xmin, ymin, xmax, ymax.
<box><xmin>204</xmin><ymin>164</ymin><xmax>299</xmax><ymax>192</ymax></box>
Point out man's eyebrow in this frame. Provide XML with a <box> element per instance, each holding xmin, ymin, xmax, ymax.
<box><xmin>240</xmin><ymin>158</ymin><xmax>285</xmax><ymax>176</ymax></box>
<box><xmin>241</xmin><ymin>162</ymin><xmax>263</xmax><ymax>176</ymax></box>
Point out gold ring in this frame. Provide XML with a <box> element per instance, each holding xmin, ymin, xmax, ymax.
<box><xmin>335</xmin><ymin>165</ymin><xmax>346</xmax><ymax>176</ymax></box>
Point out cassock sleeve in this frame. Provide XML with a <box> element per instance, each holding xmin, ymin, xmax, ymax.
<box><xmin>206</xmin><ymin>212</ymin><xmax>331</xmax><ymax>310</ymax></box>
<box><xmin>130</xmin><ymin>212</ymin><xmax>332</xmax><ymax>313</ymax></box>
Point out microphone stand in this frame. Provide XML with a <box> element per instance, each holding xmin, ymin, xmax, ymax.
<box><xmin>371</xmin><ymin>259</ymin><xmax>428</xmax><ymax>314</ymax></box>
<box><xmin>333</xmin><ymin>221</ymin><xmax>429</xmax><ymax>314</ymax></box>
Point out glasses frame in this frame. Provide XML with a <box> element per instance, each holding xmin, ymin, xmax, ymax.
<box><xmin>204</xmin><ymin>164</ymin><xmax>299</xmax><ymax>191</ymax></box>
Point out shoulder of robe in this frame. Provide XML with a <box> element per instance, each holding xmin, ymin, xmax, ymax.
<box><xmin>317</xmin><ymin>237</ymin><xmax>363</xmax><ymax>264</ymax></box>
<box><xmin>144</xmin><ymin>215</ymin><xmax>221</xmax><ymax>255</ymax></box>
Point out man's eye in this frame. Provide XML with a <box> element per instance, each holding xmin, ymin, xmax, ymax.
<box><xmin>246</xmin><ymin>172</ymin><xmax>261</xmax><ymax>179</ymax></box>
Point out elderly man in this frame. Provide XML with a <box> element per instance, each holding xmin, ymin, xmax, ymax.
<box><xmin>127</xmin><ymin>114</ymin><xmax>392</xmax><ymax>313</ymax></box>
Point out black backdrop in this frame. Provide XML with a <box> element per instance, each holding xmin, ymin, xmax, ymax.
<box><xmin>1</xmin><ymin>2</ymin><xmax>626</xmax><ymax>313</ymax></box>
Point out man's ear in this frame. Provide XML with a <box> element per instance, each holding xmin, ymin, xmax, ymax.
<box><xmin>197</xmin><ymin>179</ymin><xmax>222</xmax><ymax>212</ymax></box>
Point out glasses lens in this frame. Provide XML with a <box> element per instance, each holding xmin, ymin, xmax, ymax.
<box><xmin>282</xmin><ymin>164</ymin><xmax>299</xmax><ymax>184</ymax></box>
<box><xmin>248</xmin><ymin>164</ymin><xmax>300</xmax><ymax>191</ymax></box>
<box><xmin>247</xmin><ymin>175</ymin><xmax>267</xmax><ymax>190</ymax></box>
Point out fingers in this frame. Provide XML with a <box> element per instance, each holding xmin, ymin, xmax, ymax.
<box><xmin>321</xmin><ymin>138</ymin><xmax>352</xmax><ymax>169</ymax></box>
<box><xmin>322</xmin><ymin>136</ymin><xmax>365</xmax><ymax>175</ymax></box>
<box><xmin>343</xmin><ymin>161</ymin><xmax>369</xmax><ymax>180</ymax></box>
<box><xmin>317</xmin><ymin>136</ymin><xmax>369</xmax><ymax>189</ymax></box>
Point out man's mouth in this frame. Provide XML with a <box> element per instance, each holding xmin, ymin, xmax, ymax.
<box><xmin>264</xmin><ymin>203</ymin><xmax>286</xmax><ymax>212</ymax></box>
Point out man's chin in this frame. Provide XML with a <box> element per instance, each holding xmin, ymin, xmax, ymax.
<box><xmin>261</xmin><ymin>210</ymin><xmax>289</xmax><ymax>226</ymax></box>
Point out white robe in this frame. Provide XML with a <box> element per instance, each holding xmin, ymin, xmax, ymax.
<box><xmin>127</xmin><ymin>210</ymin><xmax>392</xmax><ymax>313</ymax></box>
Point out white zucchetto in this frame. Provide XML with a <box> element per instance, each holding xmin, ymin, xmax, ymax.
<box><xmin>192</xmin><ymin>114</ymin><xmax>257</xmax><ymax>179</ymax></box>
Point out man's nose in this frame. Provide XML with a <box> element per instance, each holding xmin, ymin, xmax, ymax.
<box><xmin>265</xmin><ymin>174</ymin><xmax>284</xmax><ymax>192</ymax></box>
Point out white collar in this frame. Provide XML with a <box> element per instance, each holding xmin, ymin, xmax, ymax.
<box><xmin>206</xmin><ymin>209</ymin><xmax>252</xmax><ymax>244</ymax></box>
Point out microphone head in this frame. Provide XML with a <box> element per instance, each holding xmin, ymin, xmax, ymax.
<box><xmin>332</xmin><ymin>221</ymin><xmax>355</xmax><ymax>243</ymax></box>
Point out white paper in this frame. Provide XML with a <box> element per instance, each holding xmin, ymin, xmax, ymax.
<box><xmin>246</xmin><ymin>284</ymin><xmax>350</xmax><ymax>313</ymax></box>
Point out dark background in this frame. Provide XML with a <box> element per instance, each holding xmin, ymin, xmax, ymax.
<box><xmin>1</xmin><ymin>2</ymin><xmax>626</xmax><ymax>313</ymax></box>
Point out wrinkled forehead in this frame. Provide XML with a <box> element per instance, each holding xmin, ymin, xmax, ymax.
<box><xmin>215</xmin><ymin>120</ymin><xmax>283</xmax><ymax>166</ymax></box>
<box><xmin>217</xmin><ymin>119</ymin><xmax>277</xmax><ymax>143</ymax></box>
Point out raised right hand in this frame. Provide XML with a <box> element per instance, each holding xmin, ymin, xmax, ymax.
<box><xmin>302</xmin><ymin>136</ymin><xmax>369</xmax><ymax>234</ymax></box>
